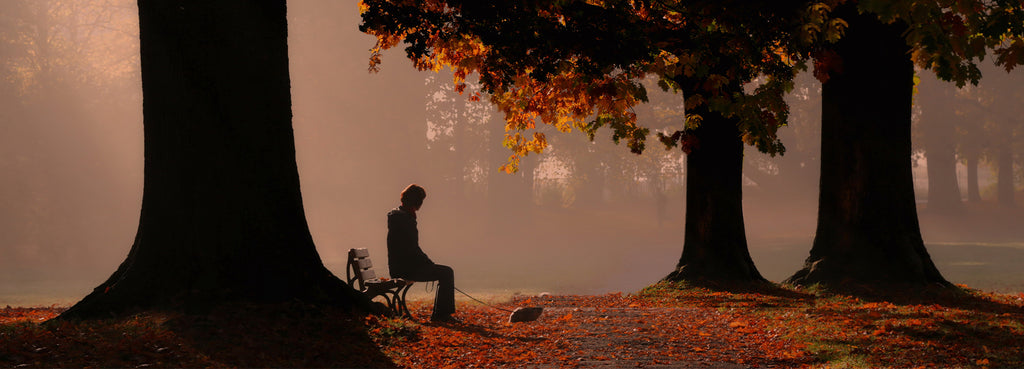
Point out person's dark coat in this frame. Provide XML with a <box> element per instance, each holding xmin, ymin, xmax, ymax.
<box><xmin>386</xmin><ymin>208</ymin><xmax>433</xmax><ymax>277</ymax></box>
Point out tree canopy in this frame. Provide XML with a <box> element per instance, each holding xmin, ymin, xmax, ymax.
<box><xmin>360</xmin><ymin>1</ymin><xmax>1024</xmax><ymax>168</ymax></box>
<box><xmin>359</xmin><ymin>0</ymin><xmax>821</xmax><ymax>172</ymax></box>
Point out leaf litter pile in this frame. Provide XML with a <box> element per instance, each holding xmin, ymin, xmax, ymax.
<box><xmin>3</xmin><ymin>282</ymin><xmax>1023</xmax><ymax>368</ymax></box>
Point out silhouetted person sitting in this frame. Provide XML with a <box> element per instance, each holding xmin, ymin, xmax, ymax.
<box><xmin>387</xmin><ymin>184</ymin><xmax>457</xmax><ymax>322</ymax></box>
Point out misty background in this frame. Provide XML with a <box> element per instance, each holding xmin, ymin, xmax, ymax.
<box><xmin>2</xmin><ymin>1</ymin><xmax>1022</xmax><ymax>307</ymax></box>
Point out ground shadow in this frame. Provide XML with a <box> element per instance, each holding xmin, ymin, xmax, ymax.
<box><xmin>419</xmin><ymin>319</ymin><xmax>546</xmax><ymax>343</ymax></box>
<box><xmin>687</xmin><ymin>279</ymin><xmax>814</xmax><ymax>299</ymax></box>
<box><xmin>815</xmin><ymin>283</ymin><xmax>1024</xmax><ymax>316</ymax></box>
<box><xmin>165</xmin><ymin>302</ymin><xmax>397</xmax><ymax>368</ymax></box>
<box><xmin>646</xmin><ymin>279</ymin><xmax>817</xmax><ymax>310</ymax></box>
<box><xmin>808</xmin><ymin>307</ymin><xmax>1024</xmax><ymax>367</ymax></box>
<box><xmin>650</xmin><ymin>278</ymin><xmax>1023</xmax><ymax>316</ymax></box>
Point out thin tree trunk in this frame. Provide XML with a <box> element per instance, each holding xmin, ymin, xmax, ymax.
<box><xmin>924</xmin><ymin>129</ymin><xmax>964</xmax><ymax>214</ymax></box>
<box><xmin>997</xmin><ymin>146</ymin><xmax>1015</xmax><ymax>207</ymax></box>
<box><xmin>786</xmin><ymin>6</ymin><xmax>948</xmax><ymax>287</ymax></box>
<box><xmin>665</xmin><ymin>101</ymin><xmax>763</xmax><ymax>282</ymax></box>
<box><xmin>965</xmin><ymin>149</ymin><xmax>983</xmax><ymax>202</ymax></box>
<box><xmin>61</xmin><ymin>0</ymin><xmax>362</xmax><ymax>319</ymax></box>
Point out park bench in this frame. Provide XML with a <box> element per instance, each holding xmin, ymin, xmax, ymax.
<box><xmin>346</xmin><ymin>248</ymin><xmax>414</xmax><ymax>317</ymax></box>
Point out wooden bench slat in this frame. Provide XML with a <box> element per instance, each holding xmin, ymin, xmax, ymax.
<box><xmin>361</xmin><ymin>269</ymin><xmax>377</xmax><ymax>281</ymax></box>
<box><xmin>355</xmin><ymin>258</ymin><xmax>373</xmax><ymax>269</ymax></box>
<box><xmin>366</xmin><ymin>278</ymin><xmax>412</xmax><ymax>289</ymax></box>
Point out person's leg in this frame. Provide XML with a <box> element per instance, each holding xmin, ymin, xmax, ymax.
<box><xmin>431</xmin><ymin>264</ymin><xmax>455</xmax><ymax>320</ymax></box>
<box><xmin>400</xmin><ymin>264</ymin><xmax>456</xmax><ymax>320</ymax></box>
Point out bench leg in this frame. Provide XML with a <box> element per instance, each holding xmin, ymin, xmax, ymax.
<box><xmin>366</xmin><ymin>285</ymin><xmax>413</xmax><ymax>319</ymax></box>
<box><xmin>381</xmin><ymin>293</ymin><xmax>397</xmax><ymax>314</ymax></box>
<box><xmin>366</xmin><ymin>289</ymin><xmax>397</xmax><ymax>317</ymax></box>
<box><xmin>398</xmin><ymin>284</ymin><xmax>413</xmax><ymax>318</ymax></box>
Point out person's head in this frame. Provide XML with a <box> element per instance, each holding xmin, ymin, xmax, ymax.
<box><xmin>400</xmin><ymin>184</ymin><xmax>426</xmax><ymax>210</ymax></box>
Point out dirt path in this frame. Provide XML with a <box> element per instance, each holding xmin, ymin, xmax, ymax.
<box><xmin>384</xmin><ymin>294</ymin><xmax>811</xmax><ymax>368</ymax></box>
<box><xmin>532</xmin><ymin>306</ymin><xmax>751</xmax><ymax>368</ymax></box>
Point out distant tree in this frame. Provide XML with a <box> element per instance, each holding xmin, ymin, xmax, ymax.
<box><xmin>424</xmin><ymin>73</ymin><xmax>480</xmax><ymax>199</ymax></box>
<box><xmin>359</xmin><ymin>0</ymin><xmax>811</xmax><ymax>282</ymax></box>
<box><xmin>957</xmin><ymin>60</ymin><xmax>1024</xmax><ymax>207</ymax></box>
<box><xmin>741</xmin><ymin>72</ymin><xmax>822</xmax><ymax>216</ymax></box>
<box><xmin>952</xmin><ymin>83</ymin><xmax>995</xmax><ymax>203</ymax></box>
<box><xmin>542</xmin><ymin>91</ymin><xmax>684</xmax><ymax>214</ymax></box>
<box><xmin>0</xmin><ymin>0</ymin><xmax>140</xmax><ymax>271</ymax></box>
<box><xmin>423</xmin><ymin>73</ymin><xmax>539</xmax><ymax>218</ymax></box>
<box><xmin>62</xmin><ymin>0</ymin><xmax>361</xmax><ymax>318</ymax></box>
<box><xmin>961</xmin><ymin>134</ymin><xmax>986</xmax><ymax>203</ymax></box>
<box><xmin>979</xmin><ymin>67</ymin><xmax>1023</xmax><ymax>209</ymax></box>
<box><xmin>915</xmin><ymin>74</ymin><xmax>966</xmax><ymax>214</ymax></box>
<box><xmin>611</xmin><ymin>82</ymin><xmax>687</xmax><ymax>224</ymax></box>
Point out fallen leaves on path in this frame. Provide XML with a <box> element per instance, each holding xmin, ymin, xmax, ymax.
<box><xmin>369</xmin><ymin>292</ymin><xmax>813</xmax><ymax>368</ymax></box>
<box><xmin>0</xmin><ymin>306</ymin><xmax>61</xmax><ymax>325</ymax></box>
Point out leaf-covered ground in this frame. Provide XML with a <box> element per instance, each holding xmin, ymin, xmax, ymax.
<box><xmin>636</xmin><ymin>282</ymin><xmax>1024</xmax><ymax>368</ymax></box>
<box><xmin>2</xmin><ymin>283</ymin><xmax>1022</xmax><ymax>368</ymax></box>
<box><xmin>370</xmin><ymin>282</ymin><xmax>1024</xmax><ymax>368</ymax></box>
<box><xmin>372</xmin><ymin>292</ymin><xmax>809</xmax><ymax>368</ymax></box>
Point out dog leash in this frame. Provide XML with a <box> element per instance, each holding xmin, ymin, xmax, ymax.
<box><xmin>454</xmin><ymin>286</ymin><xmax>515</xmax><ymax>313</ymax></box>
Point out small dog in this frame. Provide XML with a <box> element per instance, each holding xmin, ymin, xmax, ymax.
<box><xmin>508</xmin><ymin>307</ymin><xmax>544</xmax><ymax>323</ymax></box>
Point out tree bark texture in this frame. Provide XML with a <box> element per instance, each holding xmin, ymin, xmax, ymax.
<box><xmin>665</xmin><ymin>102</ymin><xmax>764</xmax><ymax>282</ymax></box>
<box><xmin>62</xmin><ymin>0</ymin><xmax>361</xmax><ymax>318</ymax></box>
<box><xmin>786</xmin><ymin>6</ymin><xmax>948</xmax><ymax>287</ymax></box>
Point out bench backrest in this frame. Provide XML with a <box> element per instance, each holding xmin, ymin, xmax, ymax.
<box><xmin>346</xmin><ymin>248</ymin><xmax>379</xmax><ymax>291</ymax></box>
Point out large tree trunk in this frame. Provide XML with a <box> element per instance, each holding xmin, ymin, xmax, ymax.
<box><xmin>996</xmin><ymin>146</ymin><xmax>1015</xmax><ymax>207</ymax></box>
<box><xmin>786</xmin><ymin>7</ymin><xmax>948</xmax><ymax>287</ymax></box>
<box><xmin>664</xmin><ymin>103</ymin><xmax>763</xmax><ymax>282</ymax></box>
<box><xmin>61</xmin><ymin>0</ymin><xmax>361</xmax><ymax>319</ymax></box>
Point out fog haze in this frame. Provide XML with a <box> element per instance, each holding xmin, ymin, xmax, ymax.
<box><xmin>2</xmin><ymin>1</ymin><xmax>1022</xmax><ymax>307</ymax></box>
